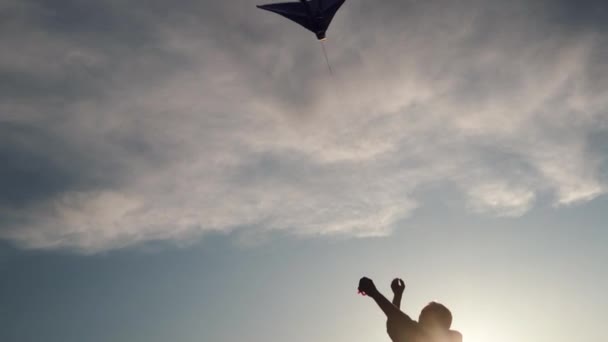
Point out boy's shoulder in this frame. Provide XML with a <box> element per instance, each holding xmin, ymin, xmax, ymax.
<box><xmin>448</xmin><ymin>330</ymin><xmax>462</xmax><ymax>342</ymax></box>
<box><xmin>386</xmin><ymin>316</ymin><xmax>422</xmax><ymax>342</ymax></box>
<box><xmin>422</xmin><ymin>329</ymin><xmax>462</xmax><ymax>342</ymax></box>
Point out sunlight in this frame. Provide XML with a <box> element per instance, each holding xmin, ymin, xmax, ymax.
<box><xmin>456</xmin><ymin>311</ymin><xmax>516</xmax><ymax>342</ymax></box>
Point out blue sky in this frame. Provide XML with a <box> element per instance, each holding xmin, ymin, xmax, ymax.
<box><xmin>1</xmin><ymin>0</ymin><xmax>608</xmax><ymax>341</ymax></box>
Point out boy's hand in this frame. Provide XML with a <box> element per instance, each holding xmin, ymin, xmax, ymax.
<box><xmin>391</xmin><ymin>278</ymin><xmax>405</xmax><ymax>295</ymax></box>
<box><xmin>358</xmin><ymin>277</ymin><xmax>379</xmax><ymax>298</ymax></box>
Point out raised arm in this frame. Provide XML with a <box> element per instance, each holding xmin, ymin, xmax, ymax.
<box><xmin>390</xmin><ymin>278</ymin><xmax>405</xmax><ymax>309</ymax></box>
<box><xmin>358</xmin><ymin>277</ymin><xmax>414</xmax><ymax>324</ymax></box>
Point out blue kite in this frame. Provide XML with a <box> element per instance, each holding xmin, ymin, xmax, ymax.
<box><xmin>257</xmin><ymin>0</ymin><xmax>346</xmax><ymax>40</ymax></box>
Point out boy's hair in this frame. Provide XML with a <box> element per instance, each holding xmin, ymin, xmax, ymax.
<box><xmin>419</xmin><ymin>302</ymin><xmax>453</xmax><ymax>330</ymax></box>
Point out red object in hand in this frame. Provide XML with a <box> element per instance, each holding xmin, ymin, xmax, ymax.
<box><xmin>358</xmin><ymin>289</ymin><xmax>367</xmax><ymax>296</ymax></box>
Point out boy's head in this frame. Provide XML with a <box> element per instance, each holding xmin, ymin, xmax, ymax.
<box><xmin>418</xmin><ymin>302</ymin><xmax>452</xmax><ymax>330</ymax></box>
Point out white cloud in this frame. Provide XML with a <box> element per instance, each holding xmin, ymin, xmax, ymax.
<box><xmin>466</xmin><ymin>182</ymin><xmax>536</xmax><ymax>217</ymax></box>
<box><xmin>1</xmin><ymin>0</ymin><xmax>607</xmax><ymax>252</ymax></box>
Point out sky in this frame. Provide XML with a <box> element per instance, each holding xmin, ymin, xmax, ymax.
<box><xmin>0</xmin><ymin>0</ymin><xmax>607</xmax><ymax>341</ymax></box>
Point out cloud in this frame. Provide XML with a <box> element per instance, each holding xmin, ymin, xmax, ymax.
<box><xmin>1</xmin><ymin>0</ymin><xmax>607</xmax><ymax>252</ymax></box>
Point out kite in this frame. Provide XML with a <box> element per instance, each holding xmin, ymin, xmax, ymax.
<box><xmin>257</xmin><ymin>0</ymin><xmax>346</xmax><ymax>41</ymax></box>
<box><xmin>257</xmin><ymin>0</ymin><xmax>345</xmax><ymax>73</ymax></box>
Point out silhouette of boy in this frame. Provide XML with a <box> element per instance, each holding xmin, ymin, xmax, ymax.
<box><xmin>359</xmin><ymin>277</ymin><xmax>462</xmax><ymax>342</ymax></box>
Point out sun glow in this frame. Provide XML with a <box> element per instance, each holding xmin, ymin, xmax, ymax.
<box><xmin>455</xmin><ymin>309</ymin><xmax>524</xmax><ymax>342</ymax></box>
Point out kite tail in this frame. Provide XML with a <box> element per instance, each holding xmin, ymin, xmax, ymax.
<box><xmin>320</xmin><ymin>40</ymin><xmax>333</xmax><ymax>75</ymax></box>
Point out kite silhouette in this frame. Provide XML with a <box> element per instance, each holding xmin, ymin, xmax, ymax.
<box><xmin>257</xmin><ymin>0</ymin><xmax>346</xmax><ymax>40</ymax></box>
<box><xmin>257</xmin><ymin>0</ymin><xmax>345</xmax><ymax>73</ymax></box>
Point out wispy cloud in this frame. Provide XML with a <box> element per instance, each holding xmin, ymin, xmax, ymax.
<box><xmin>1</xmin><ymin>0</ymin><xmax>607</xmax><ymax>252</ymax></box>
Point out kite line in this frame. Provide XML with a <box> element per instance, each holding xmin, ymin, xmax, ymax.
<box><xmin>320</xmin><ymin>40</ymin><xmax>333</xmax><ymax>75</ymax></box>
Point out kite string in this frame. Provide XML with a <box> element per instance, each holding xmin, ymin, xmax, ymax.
<box><xmin>319</xmin><ymin>41</ymin><xmax>383</xmax><ymax>236</ymax></box>
<box><xmin>319</xmin><ymin>47</ymin><xmax>382</xmax><ymax>234</ymax></box>
<box><xmin>320</xmin><ymin>40</ymin><xmax>333</xmax><ymax>75</ymax></box>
